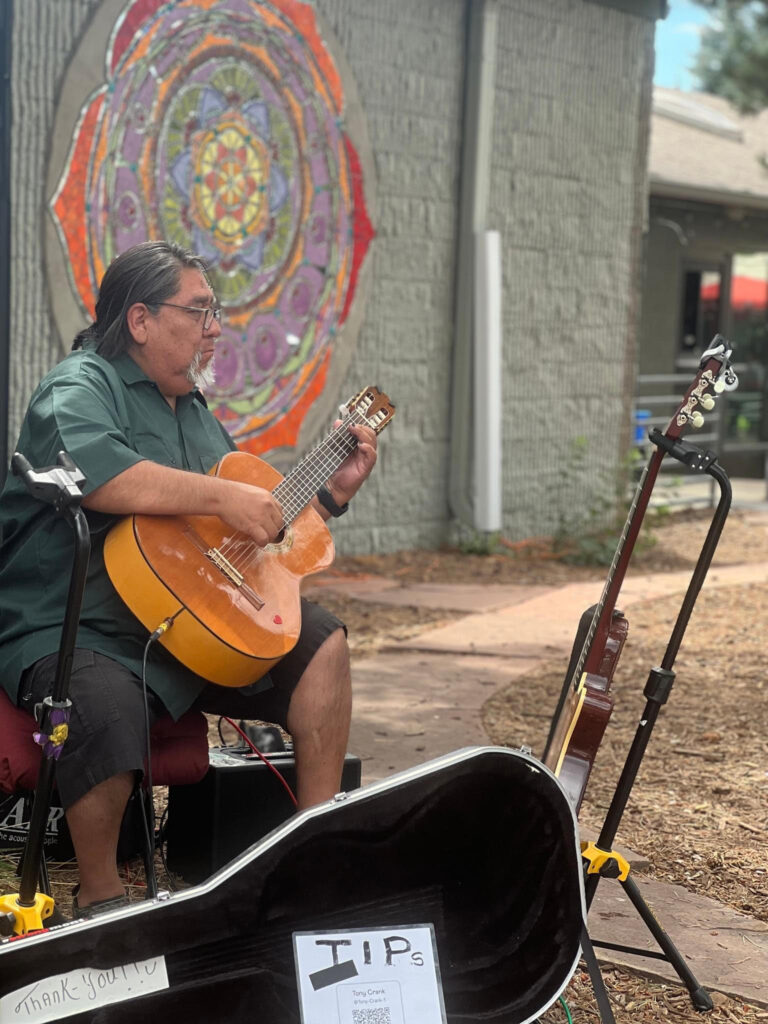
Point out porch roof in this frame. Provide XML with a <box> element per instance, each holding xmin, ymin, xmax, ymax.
<box><xmin>649</xmin><ymin>86</ymin><xmax>768</xmax><ymax>209</ymax></box>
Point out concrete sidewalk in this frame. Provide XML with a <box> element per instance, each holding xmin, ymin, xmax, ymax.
<box><xmin>305</xmin><ymin>556</ymin><xmax>768</xmax><ymax>1007</ymax></box>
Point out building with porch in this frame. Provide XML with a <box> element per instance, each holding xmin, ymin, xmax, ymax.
<box><xmin>640</xmin><ymin>86</ymin><xmax>768</xmax><ymax>486</ymax></box>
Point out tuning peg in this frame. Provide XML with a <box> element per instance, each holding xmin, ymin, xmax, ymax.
<box><xmin>714</xmin><ymin>369</ymin><xmax>739</xmax><ymax>393</ymax></box>
<box><xmin>699</xmin><ymin>394</ymin><xmax>716</xmax><ymax>410</ymax></box>
<box><xmin>688</xmin><ymin>411</ymin><xmax>704</xmax><ymax>428</ymax></box>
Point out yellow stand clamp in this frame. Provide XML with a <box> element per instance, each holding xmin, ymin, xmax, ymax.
<box><xmin>581</xmin><ymin>840</ymin><xmax>630</xmax><ymax>882</ymax></box>
<box><xmin>0</xmin><ymin>892</ymin><xmax>55</xmax><ymax>935</ymax></box>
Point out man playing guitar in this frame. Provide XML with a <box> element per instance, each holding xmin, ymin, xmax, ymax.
<box><xmin>0</xmin><ymin>241</ymin><xmax>378</xmax><ymax>919</ymax></box>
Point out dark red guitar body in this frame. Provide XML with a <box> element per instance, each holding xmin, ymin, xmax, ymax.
<box><xmin>547</xmin><ymin>610</ymin><xmax>628</xmax><ymax>810</ymax></box>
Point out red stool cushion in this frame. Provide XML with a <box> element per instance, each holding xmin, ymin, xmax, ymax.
<box><xmin>0</xmin><ymin>688</ymin><xmax>209</xmax><ymax>794</ymax></box>
<box><xmin>147</xmin><ymin>709</ymin><xmax>210</xmax><ymax>785</ymax></box>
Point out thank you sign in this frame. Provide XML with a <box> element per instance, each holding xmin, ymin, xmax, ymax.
<box><xmin>293</xmin><ymin>924</ymin><xmax>446</xmax><ymax>1024</ymax></box>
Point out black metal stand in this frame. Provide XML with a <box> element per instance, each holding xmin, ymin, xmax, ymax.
<box><xmin>584</xmin><ymin>429</ymin><xmax>732</xmax><ymax>1013</ymax></box>
<box><xmin>0</xmin><ymin>452</ymin><xmax>89</xmax><ymax>935</ymax></box>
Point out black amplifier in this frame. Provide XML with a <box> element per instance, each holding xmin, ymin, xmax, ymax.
<box><xmin>165</xmin><ymin>747</ymin><xmax>362</xmax><ymax>883</ymax></box>
<box><xmin>0</xmin><ymin>791</ymin><xmax>74</xmax><ymax>861</ymax></box>
<box><xmin>0</xmin><ymin>788</ymin><xmax>150</xmax><ymax>864</ymax></box>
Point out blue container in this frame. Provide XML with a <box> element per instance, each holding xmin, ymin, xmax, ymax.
<box><xmin>634</xmin><ymin>408</ymin><xmax>651</xmax><ymax>443</ymax></box>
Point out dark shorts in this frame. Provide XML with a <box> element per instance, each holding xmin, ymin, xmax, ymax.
<box><xmin>19</xmin><ymin>598</ymin><xmax>345</xmax><ymax>808</ymax></box>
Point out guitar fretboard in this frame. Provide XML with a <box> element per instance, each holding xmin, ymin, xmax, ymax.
<box><xmin>568</xmin><ymin>462</ymin><xmax>650</xmax><ymax>691</ymax></box>
<box><xmin>273</xmin><ymin>406</ymin><xmax>369</xmax><ymax>525</ymax></box>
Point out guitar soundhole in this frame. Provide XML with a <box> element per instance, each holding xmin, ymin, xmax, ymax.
<box><xmin>265</xmin><ymin>526</ymin><xmax>292</xmax><ymax>552</ymax></box>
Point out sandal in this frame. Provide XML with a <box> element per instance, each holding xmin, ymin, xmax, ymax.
<box><xmin>71</xmin><ymin>884</ymin><xmax>131</xmax><ymax>920</ymax></box>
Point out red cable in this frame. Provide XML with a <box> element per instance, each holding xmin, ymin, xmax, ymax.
<box><xmin>221</xmin><ymin>717</ymin><xmax>298</xmax><ymax>807</ymax></box>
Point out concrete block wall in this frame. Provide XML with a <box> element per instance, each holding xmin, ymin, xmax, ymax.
<box><xmin>491</xmin><ymin>0</ymin><xmax>654</xmax><ymax>541</ymax></box>
<box><xmin>319</xmin><ymin>0</ymin><xmax>466</xmax><ymax>553</ymax></box>
<box><xmin>8</xmin><ymin>0</ymin><xmax>100</xmax><ymax>452</ymax></box>
<box><xmin>7</xmin><ymin>0</ymin><xmax>654</xmax><ymax>554</ymax></box>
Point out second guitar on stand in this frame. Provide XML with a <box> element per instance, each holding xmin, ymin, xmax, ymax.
<box><xmin>542</xmin><ymin>338</ymin><xmax>738</xmax><ymax>810</ymax></box>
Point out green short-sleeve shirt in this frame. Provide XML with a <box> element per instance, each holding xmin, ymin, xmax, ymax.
<box><xmin>0</xmin><ymin>347</ymin><xmax>237</xmax><ymax>719</ymax></box>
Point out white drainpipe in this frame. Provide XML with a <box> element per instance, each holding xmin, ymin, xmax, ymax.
<box><xmin>449</xmin><ymin>0</ymin><xmax>499</xmax><ymax>534</ymax></box>
<box><xmin>474</xmin><ymin>229</ymin><xmax>502</xmax><ymax>532</ymax></box>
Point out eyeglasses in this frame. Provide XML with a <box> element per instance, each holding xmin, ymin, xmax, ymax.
<box><xmin>155</xmin><ymin>303</ymin><xmax>222</xmax><ymax>331</ymax></box>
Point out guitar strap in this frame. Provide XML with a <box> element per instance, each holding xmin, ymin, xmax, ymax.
<box><xmin>580</xmin><ymin>923</ymin><xmax>617</xmax><ymax>1024</ymax></box>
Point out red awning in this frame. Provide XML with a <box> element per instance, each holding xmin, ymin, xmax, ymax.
<box><xmin>701</xmin><ymin>276</ymin><xmax>768</xmax><ymax>310</ymax></box>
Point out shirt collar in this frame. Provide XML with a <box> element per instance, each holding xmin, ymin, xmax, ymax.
<box><xmin>110</xmin><ymin>352</ymin><xmax>148</xmax><ymax>386</ymax></box>
<box><xmin>110</xmin><ymin>352</ymin><xmax>209</xmax><ymax>408</ymax></box>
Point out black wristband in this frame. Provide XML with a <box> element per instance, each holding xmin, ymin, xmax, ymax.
<box><xmin>317</xmin><ymin>485</ymin><xmax>349</xmax><ymax>517</ymax></box>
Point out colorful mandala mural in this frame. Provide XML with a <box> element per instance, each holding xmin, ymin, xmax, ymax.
<box><xmin>49</xmin><ymin>0</ymin><xmax>374</xmax><ymax>455</ymax></box>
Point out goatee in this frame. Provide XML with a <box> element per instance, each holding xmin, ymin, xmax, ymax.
<box><xmin>187</xmin><ymin>351</ymin><xmax>216</xmax><ymax>390</ymax></box>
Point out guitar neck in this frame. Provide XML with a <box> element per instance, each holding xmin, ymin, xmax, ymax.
<box><xmin>272</xmin><ymin>410</ymin><xmax>365</xmax><ymax>525</ymax></box>
<box><xmin>571</xmin><ymin>445</ymin><xmax>665</xmax><ymax>684</ymax></box>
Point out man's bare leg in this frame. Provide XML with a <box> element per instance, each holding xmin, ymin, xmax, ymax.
<box><xmin>286</xmin><ymin>628</ymin><xmax>352</xmax><ymax>809</ymax></box>
<box><xmin>65</xmin><ymin>771</ymin><xmax>134</xmax><ymax>907</ymax></box>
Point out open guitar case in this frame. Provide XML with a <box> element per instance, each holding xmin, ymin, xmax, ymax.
<box><xmin>0</xmin><ymin>747</ymin><xmax>585</xmax><ymax>1023</ymax></box>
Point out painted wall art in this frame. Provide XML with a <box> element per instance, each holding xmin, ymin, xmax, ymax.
<box><xmin>47</xmin><ymin>0</ymin><xmax>375</xmax><ymax>457</ymax></box>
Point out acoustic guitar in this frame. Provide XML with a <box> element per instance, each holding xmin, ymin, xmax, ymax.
<box><xmin>104</xmin><ymin>386</ymin><xmax>395</xmax><ymax>687</ymax></box>
<box><xmin>542</xmin><ymin>338</ymin><xmax>737</xmax><ymax>810</ymax></box>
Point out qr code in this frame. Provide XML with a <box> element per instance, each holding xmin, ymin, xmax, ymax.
<box><xmin>351</xmin><ymin>1009</ymin><xmax>392</xmax><ymax>1024</ymax></box>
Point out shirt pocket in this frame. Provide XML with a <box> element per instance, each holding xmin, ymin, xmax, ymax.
<box><xmin>133</xmin><ymin>433</ymin><xmax>181</xmax><ymax>469</ymax></box>
<box><xmin>194</xmin><ymin>448</ymin><xmax>224</xmax><ymax>475</ymax></box>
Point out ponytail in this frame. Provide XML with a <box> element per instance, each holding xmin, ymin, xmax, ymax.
<box><xmin>71</xmin><ymin>324</ymin><xmax>98</xmax><ymax>351</ymax></box>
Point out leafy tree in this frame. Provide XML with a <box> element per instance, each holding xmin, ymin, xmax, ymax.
<box><xmin>692</xmin><ymin>1</ymin><xmax>768</xmax><ymax>113</ymax></box>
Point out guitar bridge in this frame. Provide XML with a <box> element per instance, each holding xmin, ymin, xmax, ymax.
<box><xmin>208</xmin><ymin>547</ymin><xmax>244</xmax><ymax>586</ymax></box>
<box><xmin>184</xmin><ymin>527</ymin><xmax>265</xmax><ymax>610</ymax></box>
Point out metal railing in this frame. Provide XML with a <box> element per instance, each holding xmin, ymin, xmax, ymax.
<box><xmin>634</xmin><ymin>372</ymin><xmax>721</xmax><ymax>508</ymax></box>
<box><xmin>636</xmin><ymin>364</ymin><xmax>768</xmax><ymax>507</ymax></box>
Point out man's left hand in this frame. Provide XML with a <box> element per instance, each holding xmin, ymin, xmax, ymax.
<box><xmin>327</xmin><ymin>423</ymin><xmax>377</xmax><ymax>504</ymax></box>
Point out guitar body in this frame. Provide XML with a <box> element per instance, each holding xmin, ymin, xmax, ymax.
<box><xmin>544</xmin><ymin>609</ymin><xmax>628</xmax><ymax>811</ymax></box>
<box><xmin>104</xmin><ymin>451</ymin><xmax>334</xmax><ymax>687</ymax></box>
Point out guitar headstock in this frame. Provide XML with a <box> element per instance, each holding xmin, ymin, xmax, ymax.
<box><xmin>342</xmin><ymin>385</ymin><xmax>396</xmax><ymax>435</ymax></box>
<box><xmin>665</xmin><ymin>335</ymin><xmax>737</xmax><ymax>440</ymax></box>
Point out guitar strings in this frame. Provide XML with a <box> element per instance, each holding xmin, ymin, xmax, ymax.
<box><xmin>568</xmin><ymin>461</ymin><xmax>650</xmax><ymax>692</ymax></box>
<box><xmin>215</xmin><ymin>405</ymin><xmax>370</xmax><ymax>572</ymax></box>
<box><xmin>232</xmin><ymin>411</ymin><xmax>363</xmax><ymax>572</ymax></box>
<box><xmin>275</xmin><ymin>414</ymin><xmax>362</xmax><ymax>517</ymax></box>
<box><xmin>213</xmin><ymin>411</ymin><xmax>357</xmax><ymax>566</ymax></box>
<box><xmin>214</xmin><ymin>424</ymin><xmax>352</xmax><ymax>568</ymax></box>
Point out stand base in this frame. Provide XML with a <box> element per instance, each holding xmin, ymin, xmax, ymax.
<box><xmin>0</xmin><ymin>891</ymin><xmax>54</xmax><ymax>935</ymax></box>
<box><xmin>690</xmin><ymin>987</ymin><xmax>715</xmax><ymax>1013</ymax></box>
<box><xmin>589</xmin><ymin>870</ymin><xmax>713</xmax><ymax>1013</ymax></box>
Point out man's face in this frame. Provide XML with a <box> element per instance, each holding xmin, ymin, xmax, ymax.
<box><xmin>131</xmin><ymin>266</ymin><xmax>222</xmax><ymax>401</ymax></box>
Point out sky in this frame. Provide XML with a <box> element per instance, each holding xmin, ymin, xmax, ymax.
<box><xmin>654</xmin><ymin>0</ymin><xmax>713</xmax><ymax>91</ymax></box>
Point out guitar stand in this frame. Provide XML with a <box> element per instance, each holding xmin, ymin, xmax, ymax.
<box><xmin>582</xmin><ymin>428</ymin><xmax>732</xmax><ymax>1013</ymax></box>
<box><xmin>0</xmin><ymin>452</ymin><xmax>90</xmax><ymax>936</ymax></box>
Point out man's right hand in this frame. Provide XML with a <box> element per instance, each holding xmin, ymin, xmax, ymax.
<box><xmin>214</xmin><ymin>480</ymin><xmax>284</xmax><ymax>547</ymax></box>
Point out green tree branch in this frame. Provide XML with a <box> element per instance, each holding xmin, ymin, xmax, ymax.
<box><xmin>692</xmin><ymin>1</ymin><xmax>768</xmax><ymax>113</ymax></box>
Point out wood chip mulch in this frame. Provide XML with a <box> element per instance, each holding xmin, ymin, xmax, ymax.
<box><xmin>3</xmin><ymin>506</ymin><xmax>767</xmax><ymax>1021</ymax></box>
<box><xmin>333</xmin><ymin>506</ymin><xmax>768</xmax><ymax>1020</ymax></box>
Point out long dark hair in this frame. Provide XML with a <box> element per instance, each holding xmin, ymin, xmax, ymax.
<box><xmin>72</xmin><ymin>241</ymin><xmax>208</xmax><ymax>359</ymax></box>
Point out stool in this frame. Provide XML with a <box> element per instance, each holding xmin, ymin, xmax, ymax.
<box><xmin>0</xmin><ymin>688</ymin><xmax>209</xmax><ymax>793</ymax></box>
<box><xmin>0</xmin><ymin>687</ymin><xmax>209</xmax><ymax>887</ymax></box>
